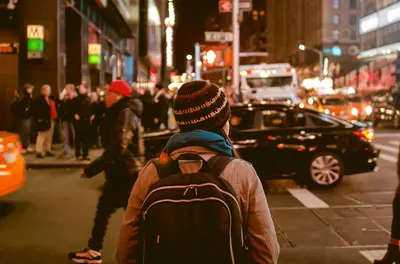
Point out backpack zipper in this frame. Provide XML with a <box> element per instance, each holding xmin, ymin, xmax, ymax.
<box><xmin>143</xmin><ymin>197</ymin><xmax>235</xmax><ymax>264</ymax></box>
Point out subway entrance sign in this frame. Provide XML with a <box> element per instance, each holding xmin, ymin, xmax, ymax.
<box><xmin>88</xmin><ymin>44</ymin><xmax>101</xmax><ymax>65</ymax></box>
<box><xmin>27</xmin><ymin>25</ymin><xmax>44</xmax><ymax>59</ymax></box>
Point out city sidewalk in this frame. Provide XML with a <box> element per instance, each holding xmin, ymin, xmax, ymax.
<box><xmin>24</xmin><ymin>145</ymin><xmax>103</xmax><ymax>169</ymax></box>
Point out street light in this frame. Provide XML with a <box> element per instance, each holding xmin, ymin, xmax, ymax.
<box><xmin>186</xmin><ymin>54</ymin><xmax>193</xmax><ymax>61</ymax></box>
<box><xmin>298</xmin><ymin>44</ymin><xmax>324</xmax><ymax>76</ymax></box>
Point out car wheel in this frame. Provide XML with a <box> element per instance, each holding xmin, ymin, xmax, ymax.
<box><xmin>393</xmin><ymin>114</ymin><xmax>400</xmax><ymax>129</ymax></box>
<box><xmin>307</xmin><ymin>153</ymin><xmax>344</xmax><ymax>188</ymax></box>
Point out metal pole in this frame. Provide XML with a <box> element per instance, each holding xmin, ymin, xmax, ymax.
<box><xmin>195</xmin><ymin>42</ymin><xmax>201</xmax><ymax>80</ymax></box>
<box><xmin>319</xmin><ymin>51</ymin><xmax>324</xmax><ymax>77</ymax></box>
<box><xmin>232</xmin><ymin>0</ymin><xmax>240</xmax><ymax>96</ymax></box>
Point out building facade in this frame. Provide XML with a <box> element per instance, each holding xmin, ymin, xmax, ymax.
<box><xmin>0</xmin><ymin>0</ymin><xmax>169</xmax><ymax>130</ymax></box>
<box><xmin>357</xmin><ymin>0</ymin><xmax>400</xmax><ymax>93</ymax></box>
<box><xmin>267</xmin><ymin>0</ymin><xmax>360</xmax><ymax>80</ymax></box>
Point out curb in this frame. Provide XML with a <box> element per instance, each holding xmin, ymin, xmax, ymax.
<box><xmin>26</xmin><ymin>162</ymin><xmax>90</xmax><ymax>169</ymax></box>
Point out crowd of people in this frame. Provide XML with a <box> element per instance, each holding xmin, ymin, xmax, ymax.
<box><xmin>10</xmin><ymin>81</ymin><xmax>176</xmax><ymax>160</ymax></box>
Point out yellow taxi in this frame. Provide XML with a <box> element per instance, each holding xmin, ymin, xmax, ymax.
<box><xmin>300</xmin><ymin>96</ymin><xmax>324</xmax><ymax>112</ymax></box>
<box><xmin>320</xmin><ymin>95</ymin><xmax>354</xmax><ymax>120</ymax></box>
<box><xmin>0</xmin><ymin>132</ymin><xmax>26</xmax><ymax>197</ymax></box>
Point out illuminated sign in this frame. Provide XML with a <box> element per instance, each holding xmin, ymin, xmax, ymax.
<box><xmin>0</xmin><ymin>43</ymin><xmax>18</xmax><ymax>54</ymax></box>
<box><xmin>27</xmin><ymin>25</ymin><xmax>44</xmax><ymax>59</ymax></box>
<box><xmin>88</xmin><ymin>44</ymin><xmax>101</xmax><ymax>65</ymax></box>
<box><xmin>360</xmin><ymin>2</ymin><xmax>400</xmax><ymax>35</ymax></box>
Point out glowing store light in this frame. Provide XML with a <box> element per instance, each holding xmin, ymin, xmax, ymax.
<box><xmin>360</xmin><ymin>14</ymin><xmax>379</xmax><ymax>34</ymax></box>
<box><xmin>165</xmin><ymin>0</ymin><xmax>175</xmax><ymax>68</ymax></box>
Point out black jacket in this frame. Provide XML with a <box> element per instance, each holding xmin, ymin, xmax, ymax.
<box><xmin>58</xmin><ymin>97</ymin><xmax>75</xmax><ymax>122</ymax></box>
<box><xmin>33</xmin><ymin>95</ymin><xmax>51</xmax><ymax>131</ymax></box>
<box><xmin>73</xmin><ymin>94</ymin><xmax>92</xmax><ymax>121</ymax></box>
<box><xmin>11</xmin><ymin>92</ymin><xmax>33</xmax><ymax>119</ymax></box>
<box><xmin>84</xmin><ymin>97</ymin><xmax>144</xmax><ymax>183</ymax></box>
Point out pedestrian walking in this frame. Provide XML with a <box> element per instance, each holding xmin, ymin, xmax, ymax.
<box><xmin>140</xmin><ymin>89</ymin><xmax>156</xmax><ymax>132</ymax></box>
<box><xmin>116</xmin><ymin>81</ymin><xmax>280</xmax><ymax>264</ymax></box>
<box><xmin>58</xmin><ymin>84</ymin><xmax>76</xmax><ymax>158</ymax></box>
<box><xmin>11</xmin><ymin>84</ymin><xmax>34</xmax><ymax>153</ymax></box>
<box><xmin>153</xmin><ymin>83</ymin><xmax>170</xmax><ymax>130</ymax></box>
<box><xmin>73</xmin><ymin>85</ymin><xmax>93</xmax><ymax>161</ymax></box>
<box><xmin>33</xmin><ymin>85</ymin><xmax>56</xmax><ymax>158</ymax></box>
<box><xmin>68</xmin><ymin>80</ymin><xmax>144</xmax><ymax>264</ymax></box>
<box><xmin>374</xmin><ymin>152</ymin><xmax>400</xmax><ymax>263</ymax></box>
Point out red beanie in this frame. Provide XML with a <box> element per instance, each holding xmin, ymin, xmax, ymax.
<box><xmin>109</xmin><ymin>80</ymin><xmax>131</xmax><ymax>97</ymax></box>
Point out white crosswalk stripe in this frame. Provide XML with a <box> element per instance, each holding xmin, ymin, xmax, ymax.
<box><xmin>373</xmin><ymin>134</ymin><xmax>399</xmax><ymax>163</ymax></box>
<box><xmin>359</xmin><ymin>250</ymin><xmax>386</xmax><ymax>263</ymax></box>
<box><xmin>374</xmin><ymin>143</ymin><xmax>398</xmax><ymax>153</ymax></box>
<box><xmin>287</xmin><ymin>188</ymin><xmax>329</xmax><ymax>208</ymax></box>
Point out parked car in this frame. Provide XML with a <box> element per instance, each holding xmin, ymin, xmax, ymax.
<box><xmin>0</xmin><ymin>132</ymin><xmax>26</xmax><ymax>197</ymax></box>
<box><xmin>144</xmin><ymin>104</ymin><xmax>379</xmax><ymax>188</ymax></box>
<box><xmin>369</xmin><ymin>90</ymin><xmax>400</xmax><ymax>128</ymax></box>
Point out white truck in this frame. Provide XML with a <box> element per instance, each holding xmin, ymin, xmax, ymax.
<box><xmin>240</xmin><ymin>63</ymin><xmax>300</xmax><ymax>104</ymax></box>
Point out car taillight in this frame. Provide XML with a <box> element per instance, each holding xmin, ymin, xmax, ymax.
<box><xmin>353</xmin><ymin>128</ymin><xmax>374</xmax><ymax>141</ymax></box>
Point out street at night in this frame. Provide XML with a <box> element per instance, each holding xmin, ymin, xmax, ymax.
<box><xmin>0</xmin><ymin>129</ymin><xmax>398</xmax><ymax>264</ymax></box>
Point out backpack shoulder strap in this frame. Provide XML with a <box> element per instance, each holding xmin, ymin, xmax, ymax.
<box><xmin>207</xmin><ymin>155</ymin><xmax>235</xmax><ymax>177</ymax></box>
<box><xmin>152</xmin><ymin>159</ymin><xmax>173</xmax><ymax>179</ymax></box>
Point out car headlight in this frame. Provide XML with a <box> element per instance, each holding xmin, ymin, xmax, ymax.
<box><xmin>365</xmin><ymin>105</ymin><xmax>373</xmax><ymax>115</ymax></box>
<box><xmin>351</xmin><ymin>107</ymin><xmax>359</xmax><ymax>116</ymax></box>
<box><xmin>324</xmin><ymin>109</ymin><xmax>330</xmax><ymax>114</ymax></box>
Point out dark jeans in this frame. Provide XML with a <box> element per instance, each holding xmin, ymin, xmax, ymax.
<box><xmin>17</xmin><ymin>118</ymin><xmax>31</xmax><ymax>149</ymax></box>
<box><xmin>61</xmin><ymin>121</ymin><xmax>75</xmax><ymax>155</ymax></box>
<box><xmin>392</xmin><ymin>194</ymin><xmax>400</xmax><ymax>240</ymax></box>
<box><xmin>88</xmin><ymin>182</ymin><xmax>132</xmax><ymax>251</ymax></box>
<box><xmin>74</xmin><ymin>121</ymin><xmax>90</xmax><ymax>158</ymax></box>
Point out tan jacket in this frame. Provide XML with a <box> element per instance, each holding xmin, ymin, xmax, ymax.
<box><xmin>116</xmin><ymin>146</ymin><xmax>280</xmax><ymax>264</ymax></box>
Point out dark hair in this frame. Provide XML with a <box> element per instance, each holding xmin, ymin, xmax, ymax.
<box><xmin>220</xmin><ymin>127</ymin><xmax>241</xmax><ymax>159</ymax></box>
<box><xmin>155</xmin><ymin>83</ymin><xmax>163</xmax><ymax>89</ymax></box>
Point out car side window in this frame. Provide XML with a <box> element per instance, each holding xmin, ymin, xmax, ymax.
<box><xmin>262</xmin><ymin>110</ymin><xmax>288</xmax><ymax>129</ymax></box>
<box><xmin>231</xmin><ymin>109</ymin><xmax>288</xmax><ymax>131</ymax></box>
<box><xmin>292</xmin><ymin>110</ymin><xmax>338</xmax><ymax>128</ymax></box>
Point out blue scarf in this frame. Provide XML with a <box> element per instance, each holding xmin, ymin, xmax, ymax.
<box><xmin>164</xmin><ymin>130</ymin><xmax>233</xmax><ymax>157</ymax></box>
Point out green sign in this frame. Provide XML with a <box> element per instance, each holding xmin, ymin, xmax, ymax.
<box><xmin>89</xmin><ymin>54</ymin><xmax>101</xmax><ymax>65</ymax></box>
<box><xmin>27</xmin><ymin>39</ymin><xmax>44</xmax><ymax>52</ymax></box>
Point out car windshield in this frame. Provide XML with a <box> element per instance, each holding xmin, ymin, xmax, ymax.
<box><xmin>348</xmin><ymin>97</ymin><xmax>363</xmax><ymax>103</ymax></box>
<box><xmin>246</xmin><ymin>76</ymin><xmax>292</xmax><ymax>88</ymax></box>
<box><xmin>321</xmin><ymin>98</ymin><xmax>346</xmax><ymax>105</ymax></box>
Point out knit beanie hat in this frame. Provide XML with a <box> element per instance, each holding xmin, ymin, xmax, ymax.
<box><xmin>173</xmin><ymin>81</ymin><xmax>231</xmax><ymax>132</ymax></box>
<box><xmin>109</xmin><ymin>80</ymin><xmax>131</xmax><ymax>97</ymax></box>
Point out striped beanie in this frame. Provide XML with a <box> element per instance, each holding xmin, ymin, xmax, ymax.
<box><xmin>173</xmin><ymin>81</ymin><xmax>231</xmax><ymax>132</ymax></box>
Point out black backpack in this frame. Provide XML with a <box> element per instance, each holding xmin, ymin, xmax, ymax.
<box><xmin>139</xmin><ymin>154</ymin><xmax>245</xmax><ymax>264</ymax></box>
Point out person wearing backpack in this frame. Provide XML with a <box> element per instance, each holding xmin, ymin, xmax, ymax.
<box><xmin>68</xmin><ymin>80</ymin><xmax>144</xmax><ymax>264</ymax></box>
<box><xmin>116</xmin><ymin>81</ymin><xmax>279</xmax><ymax>264</ymax></box>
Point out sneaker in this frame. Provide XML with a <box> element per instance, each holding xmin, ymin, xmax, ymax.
<box><xmin>26</xmin><ymin>147</ymin><xmax>34</xmax><ymax>153</ymax></box>
<box><xmin>76</xmin><ymin>156</ymin><xmax>83</xmax><ymax>161</ymax></box>
<box><xmin>36</xmin><ymin>153</ymin><xmax>44</xmax><ymax>159</ymax></box>
<box><xmin>68</xmin><ymin>248</ymin><xmax>102</xmax><ymax>264</ymax></box>
<box><xmin>45</xmin><ymin>151</ymin><xmax>55</xmax><ymax>157</ymax></box>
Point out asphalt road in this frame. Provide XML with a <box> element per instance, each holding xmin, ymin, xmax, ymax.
<box><xmin>0</xmin><ymin>129</ymin><xmax>399</xmax><ymax>264</ymax></box>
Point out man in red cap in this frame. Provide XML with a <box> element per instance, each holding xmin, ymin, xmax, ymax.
<box><xmin>68</xmin><ymin>80</ymin><xmax>144</xmax><ymax>264</ymax></box>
